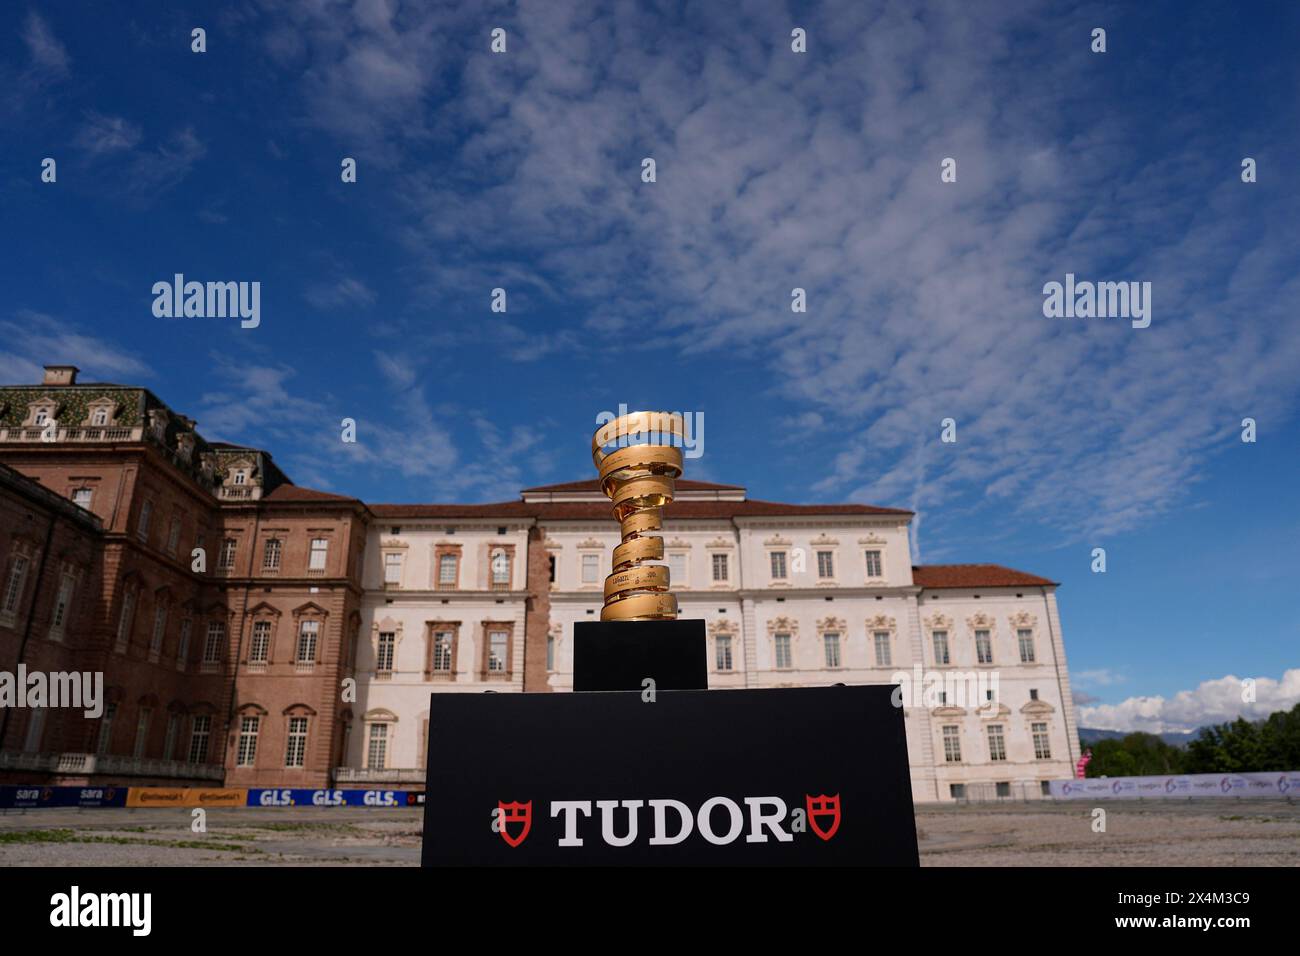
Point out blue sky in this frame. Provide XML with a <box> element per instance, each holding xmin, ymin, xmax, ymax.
<box><xmin>2</xmin><ymin>0</ymin><xmax>1298</xmax><ymax>733</ymax></box>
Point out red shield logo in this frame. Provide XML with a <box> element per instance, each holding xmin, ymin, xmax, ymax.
<box><xmin>497</xmin><ymin>800</ymin><xmax>532</xmax><ymax>847</ymax></box>
<box><xmin>805</xmin><ymin>793</ymin><xmax>841</xmax><ymax>841</ymax></box>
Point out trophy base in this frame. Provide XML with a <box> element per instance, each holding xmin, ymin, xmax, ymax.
<box><xmin>572</xmin><ymin>618</ymin><xmax>708</xmax><ymax>692</ymax></box>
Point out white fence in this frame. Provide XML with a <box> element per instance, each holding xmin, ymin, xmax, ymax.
<box><xmin>1050</xmin><ymin>771</ymin><xmax>1300</xmax><ymax>800</ymax></box>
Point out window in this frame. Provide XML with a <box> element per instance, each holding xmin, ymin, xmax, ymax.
<box><xmin>548</xmin><ymin>555</ymin><xmax>556</xmax><ymax>584</ymax></box>
<box><xmin>249</xmin><ymin>621</ymin><xmax>271</xmax><ymax>664</ymax></box>
<box><xmin>233</xmin><ymin>470</ymin><xmax>247</xmax><ymax>485</ymax></box>
<box><xmin>377</xmin><ymin>631</ymin><xmax>396</xmax><ymax>675</ymax></box>
<box><xmin>975</xmin><ymin>629</ymin><xmax>993</xmax><ymax>664</ymax></box>
<box><xmin>864</xmin><ymin>549</ymin><xmax>883</xmax><ymax>577</ymax></box>
<box><xmin>34</xmin><ymin>409</ymin><xmax>49</xmax><ymax>426</ymax></box>
<box><xmin>491</xmin><ymin>551</ymin><xmax>510</xmax><ymax>586</ymax></box>
<box><xmin>133</xmin><ymin>708</ymin><xmax>152</xmax><ymax>758</ymax></box>
<box><xmin>716</xmin><ymin>634</ymin><xmax>733</xmax><ymax>672</ymax></box>
<box><xmin>202</xmin><ymin>621</ymin><xmax>224</xmax><ymax>664</ymax></box>
<box><xmin>72</xmin><ymin>487</ymin><xmax>93</xmax><ymax>509</ymax></box>
<box><xmin>667</xmin><ymin>552</ymin><xmax>687</xmax><ymax>585</ymax></box>
<box><xmin>115</xmin><ymin>589</ymin><xmax>136</xmax><ymax>652</ymax></box>
<box><xmin>297</xmin><ymin>620</ymin><xmax>319</xmax><ymax>665</ymax></box>
<box><xmin>816</xmin><ymin>550</ymin><xmax>835</xmax><ymax>578</ymax></box>
<box><xmin>91</xmin><ymin>407</ymin><xmax>109</xmax><ymax>426</ymax></box>
<box><xmin>262</xmin><ymin>539</ymin><xmax>282</xmax><ymax>571</ymax></box>
<box><xmin>770</xmin><ymin>551</ymin><xmax>787</xmax><ymax>579</ymax></box>
<box><xmin>711</xmin><ymin>553</ymin><xmax>729</xmax><ymax>582</ymax></box>
<box><xmin>546</xmin><ymin>633</ymin><xmax>555</xmax><ymax>671</ymax></box>
<box><xmin>149</xmin><ymin>604</ymin><xmax>167</xmax><ymax>658</ymax></box>
<box><xmin>163</xmin><ymin>713</ymin><xmax>180</xmax><ymax>760</ymax></box>
<box><xmin>381</xmin><ymin>552</ymin><xmax>403</xmax><ymax>585</ymax></box>
<box><xmin>1040</xmin><ymin>781</ymin><xmax>1052</xmax><ymax>796</ymax></box>
<box><xmin>932</xmin><ymin>630</ymin><xmax>950</xmax><ymax>665</ymax></box>
<box><xmin>581</xmin><ymin>553</ymin><xmax>599</xmax><ymax>584</ymax></box>
<box><xmin>1029</xmin><ymin>688</ymin><xmax>1039</xmax><ymax>701</ymax></box>
<box><xmin>1032</xmin><ymin>722</ymin><xmax>1052</xmax><ymax>759</ymax></box>
<box><xmin>309</xmin><ymin>538</ymin><xmax>328</xmax><ymax>571</ymax></box>
<box><xmin>97</xmin><ymin>703</ymin><xmax>117</xmax><ymax>755</ymax></box>
<box><xmin>873</xmin><ymin>631</ymin><xmax>891</xmax><ymax>667</ymax></box>
<box><xmin>176</xmin><ymin>619</ymin><xmax>192</xmax><ymax>669</ymax></box>
<box><xmin>237</xmin><ymin>716</ymin><xmax>260</xmax><ymax>766</ymax></box>
<box><xmin>949</xmin><ymin>784</ymin><xmax>966</xmax><ymax>799</ymax></box>
<box><xmin>3</xmin><ymin>555</ymin><xmax>29</xmax><ymax>614</ymax></box>
<box><xmin>995</xmin><ymin>782</ymin><xmax>1011</xmax><ymax>798</ymax></box>
<box><xmin>488</xmin><ymin>630</ymin><xmax>508</xmax><ymax>673</ymax></box>
<box><xmin>774</xmin><ymin>633</ymin><xmax>792</xmax><ymax>670</ymax></box>
<box><xmin>188</xmin><ymin>715</ymin><xmax>211</xmax><ymax>763</ymax></box>
<box><xmin>367</xmin><ymin>723</ymin><xmax>388</xmax><ymax>770</ymax></box>
<box><xmin>285</xmin><ymin>716</ymin><xmax>308</xmax><ymax>767</ymax></box>
<box><xmin>1018</xmin><ymin>628</ymin><xmax>1036</xmax><ymax>663</ymax></box>
<box><xmin>438</xmin><ymin>553</ymin><xmax>458</xmax><ymax>586</ymax></box>
<box><xmin>988</xmin><ymin>724</ymin><xmax>1006</xmax><ymax>761</ymax></box>
<box><xmin>137</xmin><ymin>499</ymin><xmax>152</xmax><ymax>541</ymax></box>
<box><xmin>50</xmin><ymin>574</ymin><xmax>75</xmax><ymax>633</ymax></box>
<box><xmin>218</xmin><ymin>538</ymin><xmax>237</xmax><ymax>570</ymax></box>
<box><xmin>823</xmin><ymin>632</ymin><xmax>841</xmax><ymax>669</ymax></box>
<box><xmin>166</xmin><ymin>517</ymin><xmax>181</xmax><ymax>556</ymax></box>
<box><xmin>432</xmin><ymin>631</ymin><xmax>453</xmax><ymax>673</ymax></box>
<box><xmin>942</xmin><ymin>725</ymin><xmax>961</xmax><ymax>762</ymax></box>
<box><xmin>24</xmin><ymin>709</ymin><xmax>46</xmax><ymax>751</ymax></box>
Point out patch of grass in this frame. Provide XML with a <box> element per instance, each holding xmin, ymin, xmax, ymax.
<box><xmin>0</xmin><ymin>828</ymin><xmax>259</xmax><ymax>853</ymax></box>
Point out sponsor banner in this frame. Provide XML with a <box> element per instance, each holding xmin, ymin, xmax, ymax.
<box><xmin>0</xmin><ymin>785</ymin><xmax>129</xmax><ymax>808</ymax></box>
<box><xmin>422</xmin><ymin>685</ymin><xmax>918</xmax><ymax>865</ymax></box>
<box><xmin>126</xmin><ymin>787</ymin><xmax>246</xmax><ymax>807</ymax></box>
<box><xmin>248</xmin><ymin>788</ymin><xmax>416</xmax><ymax>807</ymax></box>
<box><xmin>1051</xmin><ymin>771</ymin><xmax>1300</xmax><ymax>799</ymax></box>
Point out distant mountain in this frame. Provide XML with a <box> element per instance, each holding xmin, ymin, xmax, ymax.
<box><xmin>1079</xmin><ymin>727</ymin><xmax>1201</xmax><ymax>747</ymax></box>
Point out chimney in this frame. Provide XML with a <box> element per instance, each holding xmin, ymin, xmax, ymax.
<box><xmin>43</xmin><ymin>365</ymin><xmax>79</xmax><ymax>386</ymax></box>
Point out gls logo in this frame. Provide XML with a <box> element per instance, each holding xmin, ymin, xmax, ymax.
<box><xmin>494</xmin><ymin>794</ymin><xmax>841</xmax><ymax>847</ymax></box>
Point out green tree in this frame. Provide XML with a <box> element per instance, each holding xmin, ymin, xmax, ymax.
<box><xmin>1085</xmin><ymin>732</ymin><xmax>1185</xmax><ymax>777</ymax></box>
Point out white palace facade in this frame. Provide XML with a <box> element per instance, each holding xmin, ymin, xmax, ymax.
<box><xmin>345</xmin><ymin>479</ymin><xmax>1081</xmax><ymax>803</ymax></box>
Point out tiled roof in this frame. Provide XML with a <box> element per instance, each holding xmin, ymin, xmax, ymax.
<box><xmin>367</xmin><ymin>498</ymin><xmax>911</xmax><ymax>519</ymax></box>
<box><xmin>522</xmin><ymin>478</ymin><xmax>745</xmax><ymax>493</ymax></box>
<box><xmin>912</xmin><ymin>564</ymin><xmax>1057</xmax><ymax>589</ymax></box>
<box><xmin>262</xmin><ymin>484</ymin><xmax>358</xmax><ymax>503</ymax></box>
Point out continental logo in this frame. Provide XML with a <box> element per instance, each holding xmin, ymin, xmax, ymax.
<box><xmin>125</xmin><ymin>788</ymin><xmax>245</xmax><ymax>807</ymax></box>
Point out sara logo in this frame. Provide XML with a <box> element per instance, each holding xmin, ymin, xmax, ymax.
<box><xmin>493</xmin><ymin>794</ymin><xmax>840</xmax><ymax>848</ymax></box>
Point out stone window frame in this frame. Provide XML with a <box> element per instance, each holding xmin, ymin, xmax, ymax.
<box><xmin>704</xmin><ymin>538</ymin><xmax>734</xmax><ymax>589</ymax></box>
<box><xmin>283</xmin><ymin>704</ymin><xmax>317</xmax><ymax>769</ymax></box>
<box><xmin>114</xmin><ymin>573</ymin><xmax>141</xmax><ymax>654</ymax></box>
<box><xmin>766</xmin><ymin>616</ymin><xmax>799</xmax><ymax>671</ymax></box>
<box><xmin>708</xmin><ymin>618</ymin><xmax>739</xmax><ymax>673</ymax></box>
<box><xmin>663</xmin><ymin>538</ymin><xmax>691</xmax><ymax>591</ymax></box>
<box><xmin>369</xmin><ymin>617</ymin><xmax>403</xmax><ymax>680</ymax></box>
<box><xmin>0</xmin><ymin>538</ymin><xmax>38</xmax><ymax>626</ymax></box>
<box><xmin>147</xmin><ymin>587</ymin><xmax>172</xmax><ymax>663</ymax></box>
<box><xmin>361</xmin><ymin>707</ymin><xmax>397</xmax><ymax>770</ymax></box>
<box><xmin>986</xmin><ymin>723</ymin><xmax>1008</xmax><ymax>762</ymax></box>
<box><xmin>244</xmin><ymin>603</ymin><xmax>282</xmax><ymax>669</ymax></box>
<box><xmin>22</xmin><ymin>398</ymin><xmax>59</xmax><ymax>429</ymax></box>
<box><xmin>817</xmin><ymin>616</ymin><xmax>847</xmax><ymax>670</ymax></box>
<box><xmin>866</xmin><ymin>614</ymin><xmax>897</xmax><ymax>669</ymax></box>
<box><xmin>83</xmin><ymin>397</ymin><xmax>119</xmax><ymax>427</ymax></box>
<box><xmin>488</xmin><ymin>543</ymin><xmax>516</xmax><ymax>591</ymax></box>
<box><xmin>234</xmin><ymin>703</ymin><xmax>269</xmax><ymax>768</ymax></box>
<box><xmin>967</xmin><ymin>612</ymin><xmax>998</xmax><ymax>667</ymax></box>
<box><xmin>860</xmin><ymin>534</ymin><xmax>888</xmax><ymax>583</ymax></box>
<box><xmin>1009</xmin><ymin>611</ymin><xmax>1040</xmax><ymax>665</ymax></box>
<box><xmin>425</xmin><ymin>620</ymin><xmax>460</xmax><ymax>679</ymax></box>
<box><xmin>576</xmin><ymin>539</ymin><xmax>603</xmax><ymax>589</ymax></box>
<box><xmin>433</xmin><ymin>543</ymin><xmax>461</xmax><ymax>590</ymax></box>
<box><xmin>47</xmin><ymin>567</ymin><xmax>80</xmax><ymax>642</ymax></box>
<box><xmin>291</xmin><ymin>602</ymin><xmax>329</xmax><ymax>670</ymax></box>
<box><xmin>924</xmin><ymin>613</ymin><xmax>954</xmax><ymax>667</ymax></box>
<box><xmin>480</xmin><ymin>620</ymin><xmax>515</xmax><ymax>680</ymax></box>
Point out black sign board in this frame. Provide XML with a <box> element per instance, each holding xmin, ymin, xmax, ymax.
<box><xmin>421</xmin><ymin>684</ymin><xmax>919</xmax><ymax>865</ymax></box>
<box><xmin>572</xmin><ymin>619</ymin><xmax>708</xmax><ymax>691</ymax></box>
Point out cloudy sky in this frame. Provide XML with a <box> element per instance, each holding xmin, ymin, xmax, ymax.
<box><xmin>2</xmin><ymin>0</ymin><xmax>1298</xmax><ymax>734</ymax></box>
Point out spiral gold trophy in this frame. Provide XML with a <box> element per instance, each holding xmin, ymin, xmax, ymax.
<box><xmin>572</xmin><ymin>411</ymin><xmax>708</xmax><ymax>690</ymax></box>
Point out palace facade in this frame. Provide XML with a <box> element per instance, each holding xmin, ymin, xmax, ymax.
<box><xmin>1</xmin><ymin>366</ymin><xmax>1079</xmax><ymax>802</ymax></box>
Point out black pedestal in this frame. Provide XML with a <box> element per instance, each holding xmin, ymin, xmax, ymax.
<box><xmin>573</xmin><ymin>618</ymin><xmax>708</xmax><ymax>691</ymax></box>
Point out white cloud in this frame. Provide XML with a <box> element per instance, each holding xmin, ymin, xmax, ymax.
<box><xmin>23</xmin><ymin>12</ymin><xmax>68</xmax><ymax>74</ymax></box>
<box><xmin>0</xmin><ymin>311</ymin><xmax>152</xmax><ymax>382</ymax></box>
<box><xmin>1080</xmin><ymin>669</ymin><xmax>1300</xmax><ymax>734</ymax></box>
<box><xmin>305</xmin><ymin>277</ymin><xmax>377</xmax><ymax>310</ymax></box>
<box><xmin>75</xmin><ymin>112</ymin><xmax>142</xmax><ymax>155</ymax></box>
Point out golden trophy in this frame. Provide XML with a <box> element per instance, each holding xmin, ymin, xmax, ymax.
<box><xmin>591</xmin><ymin>410</ymin><xmax>687</xmax><ymax>621</ymax></box>
<box><xmin>575</xmin><ymin>410</ymin><xmax>706</xmax><ymax>690</ymax></box>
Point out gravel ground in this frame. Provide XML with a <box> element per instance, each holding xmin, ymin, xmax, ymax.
<box><xmin>0</xmin><ymin>800</ymin><xmax>1296</xmax><ymax>866</ymax></box>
